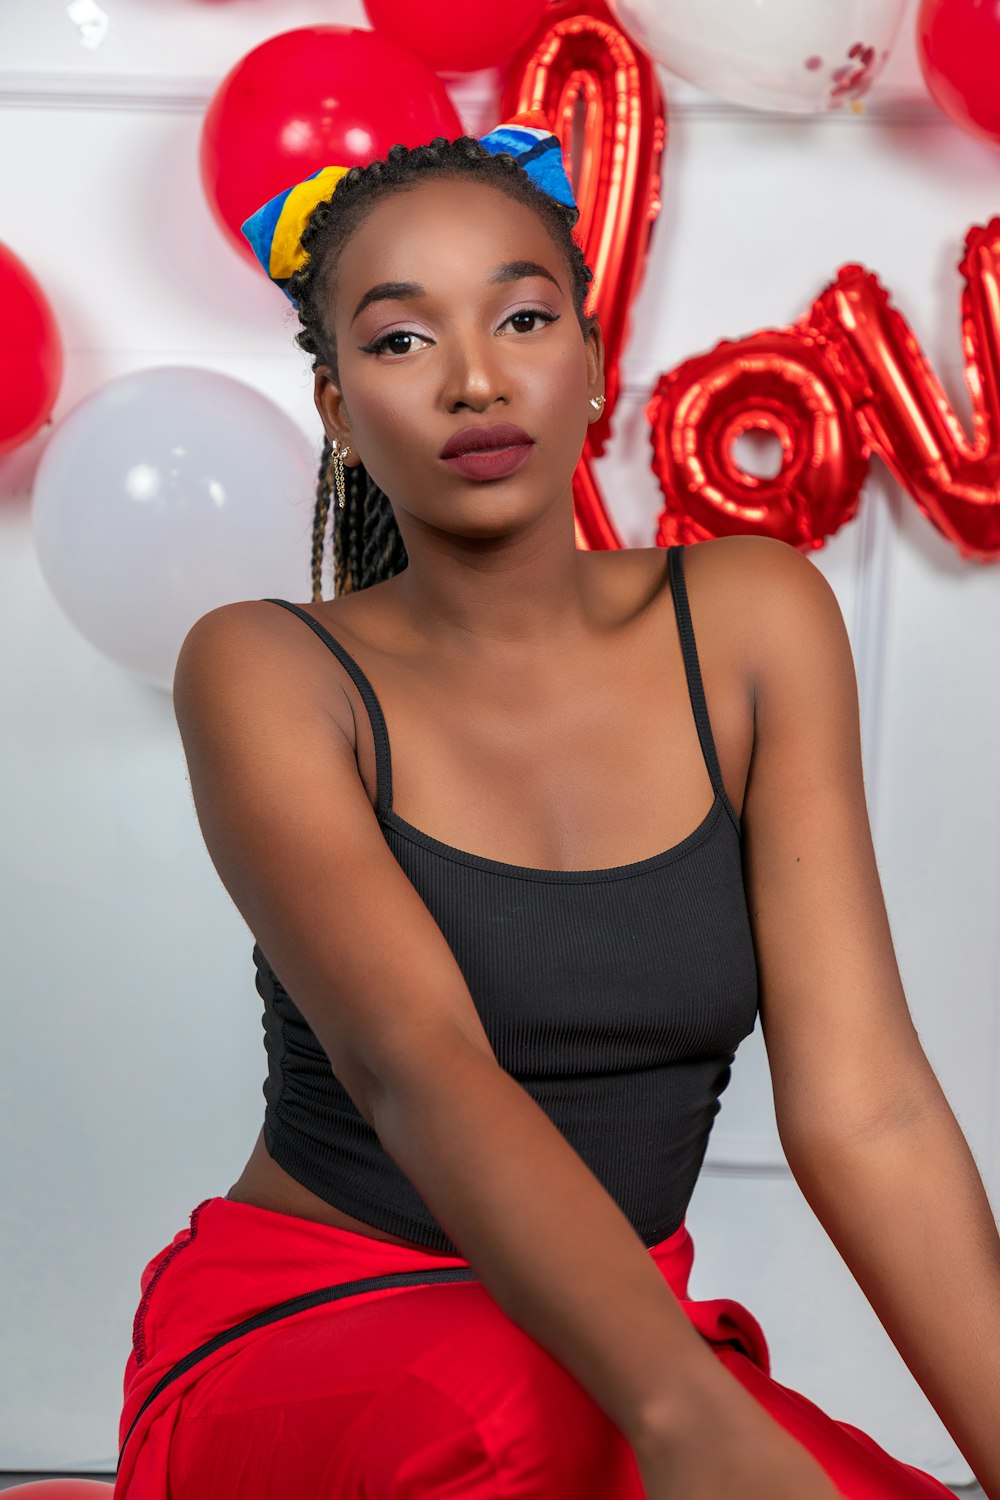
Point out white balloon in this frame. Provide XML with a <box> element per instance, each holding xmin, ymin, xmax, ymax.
<box><xmin>31</xmin><ymin>366</ymin><xmax>320</xmax><ymax>691</ymax></box>
<box><xmin>608</xmin><ymin>0</ymin><xmax>907</xmax><ymax>114</ymax></box>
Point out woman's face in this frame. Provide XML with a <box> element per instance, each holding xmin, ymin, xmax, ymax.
<box><xmin>314</xmin><ymin>176</ymin><xmax>604</xmax><ymax>538</ymax></box>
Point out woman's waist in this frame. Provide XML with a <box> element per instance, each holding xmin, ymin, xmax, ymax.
<box><xmin>129</xmin><ymin>1192</ymin><xmax>696</xmax><ymax>1379</ymax></box>
<box><xmin>121</xmin><ymin>1190</ymin><xmax>771</xmax><ymax>1477</ymax></box>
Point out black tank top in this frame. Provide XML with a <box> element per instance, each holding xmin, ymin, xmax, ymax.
<box><xmin>251</xmin><ymin>544</ymin><xmax>759</xmax><ymax>1252</ymax></box>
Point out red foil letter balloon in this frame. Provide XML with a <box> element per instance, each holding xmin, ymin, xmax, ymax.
<box><xmin>648</xmin><ymin>326</ymin><xmax>867</xmax><ymax>552</ymax></box>
<box><xmin>501</xmin><ymin>0</ymin><xmax>667</xmax><ymax>550</ymax></box>
<box><xmin>813</xmin><ymin>220</ymin><xmax>1000</xmax><ymax>560</ymax></box>
<box><xmin>650</xmin><ymin>218</ymin><xmax>1000</xmax><ymax>562</ymax></box>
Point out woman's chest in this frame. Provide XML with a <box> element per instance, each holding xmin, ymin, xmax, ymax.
<box><xmin>379</xmin><ymin>806</ymin><xmax>760</xmax><ymax>1076</ymax></box>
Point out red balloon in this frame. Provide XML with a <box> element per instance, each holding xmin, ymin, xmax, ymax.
<box><xmin>648</xmin><ymin>328</ymin><xmax>867</xmax><ymax>551</ymax></box>
<box><xmin>501</xmin><ymin>0</ymin><xmax>667</xmax><ymax>549</ymax></box>
<box><xmin>0</xmin><ymin>242</ymin><xmax>63</xmax><ymax>457</ymax></box>
<box><xmin>364</xmin><ymin>0</ymin><xmax>548</xmax><ymax>73</ymax></box>
<box><xmin>811</xmin><ymin>224</ymin><xmax>1000</xmax><ymax>561</ymax></box>
<box><xmin>200</xmin><ymin>27</ymin><xmax>463</xmax><ymax>267</ymax></box>
<box><xmin>917</xmin><ymin>0</ymin><xmax>1000</xmax><ymax>150</ymax></box>
<box><xmin>645</xmin><ymin>217</ymin><xmax>1000</xmax><ymax>561</ymax></box>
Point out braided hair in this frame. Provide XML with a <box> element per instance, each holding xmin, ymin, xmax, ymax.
<box><xmin>285</xmin><ymin>135</ymin><xmax>598</xmax><ymax>601</ymax></box>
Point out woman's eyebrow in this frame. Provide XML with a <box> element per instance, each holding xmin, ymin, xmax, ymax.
<box><xmin>350</xmin><ymin>260</ymin><xmax>562</xmax><ymax>326</ymax></box>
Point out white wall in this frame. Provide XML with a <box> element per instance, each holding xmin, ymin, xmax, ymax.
<box><xmin>1</xmin><ymin>0</ymin><xmax>996</xmax><ymax>1480</ymax></box>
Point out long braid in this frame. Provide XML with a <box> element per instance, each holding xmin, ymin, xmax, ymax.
<box><xmin>310</xmin><ymin>434</ymin><xmax>335</xmax><ymax>603</ymax></box>
<box><xmin>287</xmin><ymin>136</ymin><xmax>597</xmax><ymax>598</ymax></box>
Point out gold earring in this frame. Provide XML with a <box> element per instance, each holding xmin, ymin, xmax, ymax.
<box><xmin>589</xmin><ymin>394</ymin><xmax>606</xmax><ymax>411</ymax></box>
<box><xmin>329</xmin><ymin>439</ymin><xmax>351</xmax><ymax>509</ymax></box>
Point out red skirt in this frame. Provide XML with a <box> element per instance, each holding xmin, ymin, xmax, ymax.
<box><xmin>114</xmin><ymin>1195</ymin><xmax>955</xmax><ymax>1499</ymax></box>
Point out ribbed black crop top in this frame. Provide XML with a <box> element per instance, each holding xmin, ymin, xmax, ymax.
<box><xmin>251</xmin><ymin>544</ymin><xmax>759</xmax><ymax>1253</ymax></box>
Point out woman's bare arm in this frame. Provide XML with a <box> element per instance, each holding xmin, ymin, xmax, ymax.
<box><xmin>171</xmin><ymin>597</ymin><xmax>809</xmax><ymax>1478</ymax></box>
<box><xmin>727</xmin><ymin>534</ymin><xmax>1000</xmax><ymax>1494</ymax></box>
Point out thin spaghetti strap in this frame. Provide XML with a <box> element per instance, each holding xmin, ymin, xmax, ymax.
<box><xmin>665</xmin><ymin>549</ymin><xmax>741</xmax><ymax>835</ymax></box>
<box><xmin>260</xmin><ymin>600</ymin><xmax>394</xmax><ymax>821</ymax></box>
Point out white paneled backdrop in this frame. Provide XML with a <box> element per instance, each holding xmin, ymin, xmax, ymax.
<box><xmin>1</xmin><ymin>0</ymin><xmax>997</xmax><ymax>1482</ymax></box>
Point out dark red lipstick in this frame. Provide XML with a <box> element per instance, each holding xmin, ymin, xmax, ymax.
<box><xmin>439</xmin><ymin>423</ymin><xmax>535</xmax><ymax>482</ymax></box>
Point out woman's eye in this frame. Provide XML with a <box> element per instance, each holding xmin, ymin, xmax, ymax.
<box><xmin>363</xmin><ymin>308</ymin><xmax>557</xmax><ymax>358</ymax></box>
<box><xmin>500</xmin><ymin>308</ymin><xmax>558</xmax><ymax>335</ymax></box>
<box><xmin>365</xmin><ymin>330</ymin><xmax>431</xmax><ymax>357</ymax></box>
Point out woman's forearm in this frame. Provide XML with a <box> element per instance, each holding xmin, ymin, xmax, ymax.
<box><xmin>783</xmin><ymin>1094</ymin><xmax>1000</xmax><ymax>1496</ymax></box>
<box><xmin>366</xmin><ymin>1032</ymin><xmax>740</xmax><ymax>1450</ymax></box>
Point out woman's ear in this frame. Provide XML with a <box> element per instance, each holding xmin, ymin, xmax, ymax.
<box><xmin>585</xmin><ymin>322</ymin><xmax>606</xmax><ymax>418</ymax></box>
<box><xmin>314</xmin><ymin>366</ymin><xmax>359</xmax><ymax>463</ymax></box>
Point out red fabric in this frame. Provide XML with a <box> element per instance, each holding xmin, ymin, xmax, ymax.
<box><xmin>114</xmin><ymin>1195</ymin><xmax>954</xmax><ymax>1499</ymax></box>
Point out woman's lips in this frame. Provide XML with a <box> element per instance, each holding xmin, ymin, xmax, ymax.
<box><xmin>441</xmin><ymin>444</ymin><xmax>534</xmax><ymax>481</ymax></box>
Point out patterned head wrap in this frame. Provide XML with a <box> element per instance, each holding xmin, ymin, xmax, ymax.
<box><xmin>240</xmin><ymin>110</ymin><xmax>578</xmax><ymax>307</ymax></box>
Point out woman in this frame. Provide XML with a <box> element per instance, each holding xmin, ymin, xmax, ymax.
<box><xmin>114</xmin><ymin>120</ymin><xmax>1000</xmax><ymax>1499</ymax></box>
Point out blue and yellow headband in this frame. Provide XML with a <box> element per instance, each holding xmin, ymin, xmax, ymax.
<box><xmin>240</xmin><ymin>111</ymin><xmax>578</xmax><ymax>307</ymax></box>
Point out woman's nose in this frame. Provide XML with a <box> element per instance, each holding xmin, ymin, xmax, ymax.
<box><xmin>441</xmin><ymin>333</ymin><xmax>510</xmax><ymax>411</ymax></box>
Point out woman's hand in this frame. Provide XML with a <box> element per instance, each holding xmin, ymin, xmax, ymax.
<box><xmin>633</xmin><ymin>1368</ymin><xmax>844</xmax><ymax>1499</ymax></box>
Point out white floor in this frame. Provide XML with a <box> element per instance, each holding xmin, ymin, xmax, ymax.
<box><xmin>0</xmin><ymin>1476</ymin><xmax>986</xmax><ymax>1493</ymax></box>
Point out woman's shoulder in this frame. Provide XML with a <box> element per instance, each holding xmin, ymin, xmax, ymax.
<box><xmin>678</xmin><ymin>533</ymin><xmax>845</xmax><ymax>648</ymax></box>
<box><xmin>197</xmin><ymin>574</ymin><xmax>406</xmax><ymax>664</ymax></box>
<box><xmin>676</xmin><ymin>532</ymin><xmax>827</xmax><ymax>594</ymax></box>
<box><xmin>178</xmin><ymin>583</ymin><xmax>402</xmax><ymax>752</ymax></box>
<box><xmin>674</xmin><ymin>535</ymin><xmax>853</xmax><ymax>728</ymax></box>
<box><xmin>596</xmin><ymin>533</ymin><xmax>823</xmax><ymax>600</ymax></box>
<box><xmin>608</xmin><ymin>537</ymin><xmax>848</xmax><ymax>747</ymax></box>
